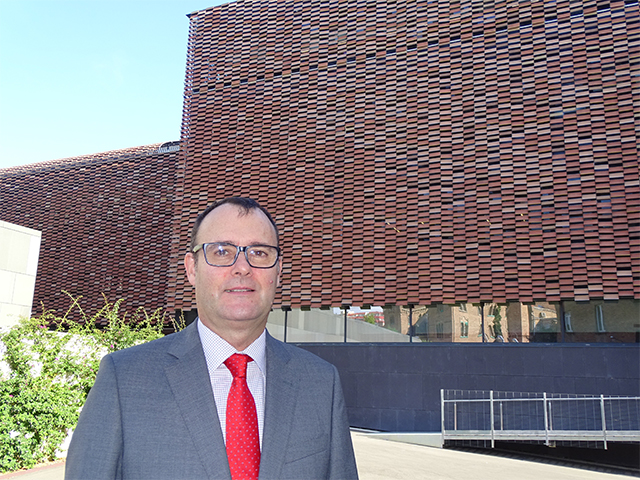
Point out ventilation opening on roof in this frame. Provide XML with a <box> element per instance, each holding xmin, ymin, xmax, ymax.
<box><xmin>157</xmin><ymin>141</ymin><xmax>180</xmax><ymax>154</ymax></box>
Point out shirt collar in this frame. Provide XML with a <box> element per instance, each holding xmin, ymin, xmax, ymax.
<box><xmin>197</xmin><ymin>318</ymin><xmax>267</xmax><ymax>375</ymax></box>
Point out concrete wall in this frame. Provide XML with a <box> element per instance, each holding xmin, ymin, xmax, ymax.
<box><xmin>0</xmin><ymin>221</ymin><xmax>41</xmax><ymax>330</ymax></box>
<box><xmin>299</xmin><ymin>343</ymin><xmax>640</xmax><ymax>433</ymax></box>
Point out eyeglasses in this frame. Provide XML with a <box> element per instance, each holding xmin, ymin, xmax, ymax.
<box><xmin>192</xmin><ymin>242</ymin><xmax>281</xmax><ymax>269</ymax></box>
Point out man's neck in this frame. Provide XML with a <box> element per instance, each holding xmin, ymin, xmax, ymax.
<box><xmin>199</xmin><ymin>318</ymin><xmax>267</xmax><ymax>351</ymax></box>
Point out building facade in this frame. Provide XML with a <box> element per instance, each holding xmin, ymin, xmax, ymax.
<box><xmin>0</xmin><ymin>144</ymin><xmax>179</xmax><ymax>324</ymax></box>
<box><xmin>171</xmin><ymin>0</ymin><xmax>639</xmax><ymax>342</ymax></box>
<box><xmin>1</xmin><ymin>0</ymin><xmax>638</xmax><ymax>342</ymax></box>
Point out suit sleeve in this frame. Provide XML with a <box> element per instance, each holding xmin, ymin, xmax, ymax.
<box><xmin>65</xmin><ymin>354</ymin><xmax>123</xmax><ymax>480</ymax></box>
<box><xmin>328</xmin><ymin>366</ymin><xmax>359</xmax><ymax>480</ymax></box>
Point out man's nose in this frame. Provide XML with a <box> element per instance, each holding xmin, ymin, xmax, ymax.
<box><xmin>232</xmin><ymin>251</ymin><xmax>252</xmax><ymax>274</ymax></box>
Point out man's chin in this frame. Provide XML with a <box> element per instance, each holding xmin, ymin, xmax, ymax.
<box><xmin>220</xmin><ymin>308</ymin><xmax>269</xmax><ymax>326</ymax></box>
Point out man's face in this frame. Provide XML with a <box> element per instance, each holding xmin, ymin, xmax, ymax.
<box><xmin>184</xmin><ymin>204</ymin><xmax>281</xmax><ymax>339</ymax></box>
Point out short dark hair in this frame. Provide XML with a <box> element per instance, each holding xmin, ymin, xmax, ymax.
<box><xmin>189</xmin><ymin>197</ymin><xmax>279</xmax><ymax>250</ymax></box>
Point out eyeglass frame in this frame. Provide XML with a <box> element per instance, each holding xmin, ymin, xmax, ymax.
<box><xmin>192</xmin><ymin>242</ymin><xmax>281</xmax><ymax>269</ymax></box>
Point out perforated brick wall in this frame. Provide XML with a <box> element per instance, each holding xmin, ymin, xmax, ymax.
<box><xmin>0</xmin><ymin>145</ymin><xmax>178</xmax><ymax>322</ymax></box>
<box><xmin>170</xmin><ymin>0</ymin><xmax>639</xmax><ymax>311</ymax></box>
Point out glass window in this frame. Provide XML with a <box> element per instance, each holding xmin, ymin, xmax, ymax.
<box><xmin>269</xmin><ymin>306</ymin><xmax>417</xmax><ymax>343</ymax></box>
<box><xmin>266</xmin><ymin>308</ymin><xmax>285</xmax><ymax>342</ymax></box>
<box><xmin>267</xmin><ymin>308</ymin><xmax>345</xmax><ymax>343</ymax></box>
<box><xmin>528</xmin><ymin>302</ymin><xmax>561</xmax><ymax>343</ymax></box>
<box><xmin>563</xmin><ymin>300</ymin><xmax>638</xmax><ymax>343</ymax></box>
<box><xmin>564</xmin><ymin>312</ymin><xmax>573</xmax><ymax>333</ymax></box>
<box><xmin>268</xmin><ymin>300</ymin><xmax>640</xmax><ymax>344</ymax></box>
<box><xmin>413</xmin><ymin>303</ymin><xmax>523</xmax><ymax>343</ymax></box>
<box><xmin>460</xmin><ymin>319</ymin><xmax>469</xmax><ymax>338</ymax></box>
<box><xmin>349</xmin><ymin>306</ymin><xmax>413</xmax><ymax>343</ymax></box>
<box><xmin>595</xmin><ymin>305</ymin><xmax>605</xmax><ymax>333</ymax></box>
<box><xmin>413</xmin><ymin>311</ymin><xmax>429</xmax><ymax>337</ymax></box>
<box><xmin>413</xmin><ymin>305</ymin><xmax>454</xmax><ymax>342</ymax></box>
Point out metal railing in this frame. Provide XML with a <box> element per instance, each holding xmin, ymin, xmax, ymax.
<box><xmin>441</xmin><ymin>389</ymin><xmax>640</xmax><ymax>449</ymax></box>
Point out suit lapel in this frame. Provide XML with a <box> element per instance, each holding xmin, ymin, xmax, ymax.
<box><xmin>259</xmin><ymin>333</ymin><xmax>299</xmax><ymax>479</ymax></box>
<box><xmin>164</xmin><ymin>323</ymin><xmax>231</xmax><ymax>480</ymax></box>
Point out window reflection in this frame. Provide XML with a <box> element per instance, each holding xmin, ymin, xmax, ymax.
<box><xmin>563</xmin><ymin>300</ymin><xmax>639</xmax><ymax>343</ymax></box>
<box><xmin>267</xmin><ymin>300</ymin><xmax>639</xmax><ymax>344</ymax></box>
<box><xmin>529</xmin><ymin>303</ymin><xmax>561</xmax><ymax>343</ymax></box>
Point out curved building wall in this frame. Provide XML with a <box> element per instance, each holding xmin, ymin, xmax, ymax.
<box><xmin>0</xmin><ymin>145</ymin><xmax>179</xmax><ymax>323</ymax></box>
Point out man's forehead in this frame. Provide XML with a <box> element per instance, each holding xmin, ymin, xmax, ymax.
<box><xmin>199</xmin><ymin>205</ymin><xmax>277</xmax><ymax>240</ymax></box>
<box><xmin>204</xmin><ymin>204</ymin><xmax>266</xmax><ymax>223</ymax></box>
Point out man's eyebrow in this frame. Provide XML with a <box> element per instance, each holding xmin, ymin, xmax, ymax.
<box><xmin>204</xmin><ymin>240</ymin><xmax>273</xmax><ymax>245</ymax></box>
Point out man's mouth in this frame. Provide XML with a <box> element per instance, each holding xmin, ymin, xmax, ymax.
<box><xmin>225</xmin><ymin>288</ymin><xmax>254</xmax><ymax>293</ymax></box>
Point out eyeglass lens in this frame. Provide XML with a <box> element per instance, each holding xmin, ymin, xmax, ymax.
<box><xmin>203</xmin><ymin>243</ymin><xmax>278</xmax><ymax>268</ymax></box>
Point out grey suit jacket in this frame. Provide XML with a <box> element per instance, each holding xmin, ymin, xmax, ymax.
<box><xmin>65</xmin><ymin>322</ymin><xmax>358</xmax><ymax>480</ymax></box>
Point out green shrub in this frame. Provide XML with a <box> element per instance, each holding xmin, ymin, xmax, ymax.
<box><xmin>0</xmin><ymin>294</ymin><xmax>170</xmax><ymax>473</ymax></box>
<box><xmin>363</xmin><ymin>313</ymin><xmax>377</xmax><ymax>325</ymax></box>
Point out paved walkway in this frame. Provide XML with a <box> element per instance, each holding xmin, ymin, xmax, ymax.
<box><xmin>1</xmin><ymin>432</ymin><xmax>634</xmax><ymax>479</ymax></box>
<box><xmin>351</xmin><ymin>433</ymin><xmax>633</xmax><ymax>479</ymax></box>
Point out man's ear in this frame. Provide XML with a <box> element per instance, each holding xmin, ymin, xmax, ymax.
<box><xmin>185</xmin><ymin>251</ymin><xmax>197</xmax><ymax>286</ymax></box>
<box><xmin>276</xmin><ymin>257</ymin><xmax>283</xmax><ymax>288</ymax></box>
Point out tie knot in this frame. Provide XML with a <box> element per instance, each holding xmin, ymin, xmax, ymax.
<box><xmin>224</xmin><ymin>353</ymin><xmax>252</xmax><ymax>378</ymax></box>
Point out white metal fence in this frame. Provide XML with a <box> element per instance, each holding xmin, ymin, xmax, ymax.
<box><xmin>441</xmin><ymin>389</ymin><xmax>640</xmax><ymax>449</ymax></box>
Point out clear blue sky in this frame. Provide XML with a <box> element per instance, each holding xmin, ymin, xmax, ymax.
<box><xmin>0</xmin><ymin>0</ymin><xmax>227</xmax><ymax>169</ymax></box>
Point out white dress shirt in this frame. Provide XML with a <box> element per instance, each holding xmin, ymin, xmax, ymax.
<box><xmin>197</xmin><ymin>319</ymin><xmax>266</xmax><ymax>448</ymax></box>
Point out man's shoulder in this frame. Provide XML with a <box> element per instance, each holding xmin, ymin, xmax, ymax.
<box><xmin>108</xmin><ymin>323</ymin><xmax>195</xmax><ymax>363</ymax></box>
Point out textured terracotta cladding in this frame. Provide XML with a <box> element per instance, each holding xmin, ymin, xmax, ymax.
<box><xmin>171</xmin><ymin>0</ymin><xmax>640</xmax><ymax>311</ymax></box>
<box><xmin>1</xmin><ymin>144</ymin><xmax>179</xmax><ymax>321</ymax></box>
<box><xmin>1</xmin><ymin>1</ymin><xmax>638</xmax><ymax>318</ymax></box>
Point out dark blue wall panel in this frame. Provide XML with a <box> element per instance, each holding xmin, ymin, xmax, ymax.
<box><xmin>298</xmin><ymin>343</ymin><xmax>640</xmax><ymax>432</ymax></box>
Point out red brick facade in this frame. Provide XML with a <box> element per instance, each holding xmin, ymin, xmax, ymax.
<box><xmin>1</xmin><ymin>1</ymin><xmax>638</xmax><ymax>321</ymax></box>
<box><xmin>0</xmin><ymin>144</ymin><xmax>178</xmax><ymax>322</ymax></box>
<box><xmin>170</xmin><ymin>0</ymin><xmax>639</xmax><ymax>311</ymax></box>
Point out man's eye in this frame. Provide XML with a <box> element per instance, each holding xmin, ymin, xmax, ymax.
<box><xmin>250</xmin><ymin>248</ymin><xmax>268</xmax><ymax>257</ymax></box>
<box><xmin>209</xmin><ymin>245</ymin><xmax>233</xmax><ymax>256</ymax></box>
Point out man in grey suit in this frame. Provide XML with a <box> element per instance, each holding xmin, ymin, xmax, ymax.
<box><xmin>65</xmin><ymin>197</ymin><xmax>358</xmax><ymax>480</ymax></box>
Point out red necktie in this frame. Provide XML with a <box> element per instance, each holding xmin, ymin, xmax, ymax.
<box><xmin>224</xmin><ymin>353</ymin><xmax>260</xmax><ymax>480</ymax></box>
